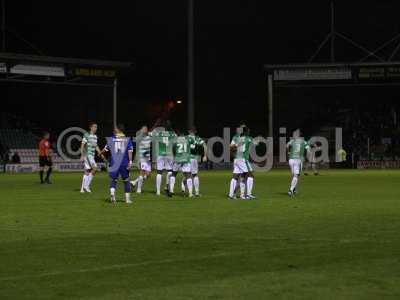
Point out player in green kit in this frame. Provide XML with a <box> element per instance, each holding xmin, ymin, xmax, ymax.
<box><xmin>286</xmin><ymin>131</ymin><xmax>310</xmax><ymax>196</ymax></box>
<box><xmin>80</xmin><ymin>122</ymin><xmax>105</xmax><ymax>193</ymax></box>
<box><xmin>181</xmin><ymin>127</ymin><xmax>207</xmax><ymax>197</ymax></box>
<box><xmin>169</xmin><ymin>131</ymin><xmax>193</xmax><ymax>197</ymax></box>
<box><xmin>153</xmin><ymin>121</ymin><xmax>176</xmax><ymax>196</ymax></box>
<box><xmin>130</xmin><ymin>125</ymin><xmax>152</xmax><ymax>193</ymax></box>
<box><xmin>229</xmin><ymin>126</ymin><xmax>257</xmax><ymax>199</ymax></box>
<box><xmin>230</xmin><ymin>124</ymin><xmax>246</xmax><ymax>197</ymax></box>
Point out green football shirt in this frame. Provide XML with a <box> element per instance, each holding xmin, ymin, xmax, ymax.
<box><xmin>174</xmin><ymin>136</ymin><xmax>191</xmax><ymax>163</ymax></box>
<box><xmin>153</xmin><ymin>130</ymin><xmax>176</xmax><ymax>156</ymax></box>
<box><xmin>137</xmin><ymin>134</ymin><xmax>152</xmax><ymax>160</ymax></box>
<box><xmin>82</xmin><ymin>133</ymin><xmax>97</xmax><ymax>159</ymax></box>
<box><xmin>287</xmin><ymin>138</ymin><xmax>310</xmax><ymax>160</ymax></box>
<box><xmin>234</xmin><ymin>135</ymin><xmax>254</xmax><ymax>160</ymax></box>
<box><xmin>188</xmin><ymin>134</ymin><xmax>205</xmax><ymax>160</ymax></box>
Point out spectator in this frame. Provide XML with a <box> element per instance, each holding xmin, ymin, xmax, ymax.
<box><xmin>3</xmin><ymin>149</ymin><xmax>10</xmax><ymax>164</ymax></box>
<box><xmin>337</xmin><ymin>148</ymin><xmax>347</xmax><ymax>168</ymax></box>
<box><xmin>11</xmin><ymin>152</ymin><xmax>21</xmax><ymax>164</ymax></box>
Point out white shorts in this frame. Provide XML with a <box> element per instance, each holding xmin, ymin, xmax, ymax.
<box><xmin>84</xmin><ymin>156</ymin><xmax>97</xmax><ymax>170</ymax></box>
<box><xmin>289</xmin><ymin>158</ymin><xmax>302</xmax><ymax>175</ymax></box>
<box><xmin>190</xmin><ymin>158</ymin><xmax>199</xmax><ymax>174</ymax></box>
<box><xmin>139</xmin><ymin>159</ymin><xmax>151</xmax><ymax>172</ymax></box>
<box><xmin>157</xmin><ymin>156</ymin><xmax>173</xmax><ymax>171</ymax></box>
<box><xmin>173</xmin><ymin>162</ymin><xmax>192</xmax><ymax>173</ymax></box>
<box><xmin>233</xmin><ymin>158</ymin><xmax>253</xmax><ymax>174</ymax></box>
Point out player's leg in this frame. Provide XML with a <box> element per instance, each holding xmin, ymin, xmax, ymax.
<box><xmin>245</xmin><ymin>160</ymin><xmax>255</xmax><ymax>199</ymax></box>
<box><xmin>130</xmin><ymin>176</ymin><xmax>139</xmax><ymax>187</ymax></box>
<box><xmin>229</xmin><ymin>159</ymin><xmax>241</xmax><ymax>199</ymax></box>
<box><xmin>239</xmin><ymin>173</ymin><xmax>248</xmax><ymax>199</ymax></box>
<box><xmin>182</xmin><ymin>163</ymin><xmax>193</xmax><ymax>197</ymax></box>
<box><xmin>156</xmin><ymin>157</ymin><xmax>164</xmax><ymax>195</ymax></box>
<box><xmin>191</xmin><ymin>159</ymin><xmax>200</xmax><ymax>196</ymax></box>
<box><xmin>120</xmin><ymin>167</ymin><xmax>132</xmax><ymax>203</ymax></box>
<box><xmin>168</xmin><ymin>172</ymin><xmax>177</xmax><ymax>196</ymax></box>
<box><xmin>239</xmin><ymin>177</ymin><xmax>245</xmax><ymax>197</ymax></box>
<box><xmin>181</xmin><ymin>177</ymin><xmax>187</xmax><ymax>193</ymax></box>
<box><xmin>184</xmin><ymin>172</ymin><xmax>193</xmax><ymax>197</ymax></box>
<box><xmin>136</xmin><ymin>170</ymin><xmax>144</xmax><ymax>193</ymax></box>
<box><xmin>130</xmin><ymin>162</ymin><xmax>140</xmax><ymax>188</ymax></box>
<box><xmin>81</xmin><ymin>171</ymin><xmax>87</xmax><ymax>192</ymax></box>
<box><xmin>165</xmin><ymin>157</ymin><xmax>173</xmax><ymax>191</ymax></box>
<box><xmin>39</xmin><ymin>167</ymin><xmax>44</xmax><ymax>183</ymax></box>
<box><xmin>181</xmin><ymin>159</ymin><xmax>190</xmax><ymax>193</ymax></box>
<box><xmin>81</xmin><ymin>169</ymin><xmax>90</xmax><ymax>193</ymax></box>
<box><xmin>156</xmin><ymin>170</ymin><xmax>163</xmax><ymax>195</ymax></box>
<box><xmin>109</xmin><ymin>170</ymin><xmax>118</xmax><ymax>203</ymax></box>
<box><xmin>39</xmin><ymin>157</ymin><xmax>45</xmax><ymax>183</ymax></box>
<box><xmin>137</xmin><ymin>161</ymin><xmax>150</xmax><ymax>194</ymax></box>
<box><xmin>192</xmin><ymin>174</ymin><xmax>199</xmax><ymax>196</ymax></box>
<box><xmin>246</xmin><ymin>173</ymin><xmax>255</xmax><ymax>199</ymax></box>
<box><xmin>229</xmin><ymin>174</ymin><xmax>240</xmax><ymax>199</ymax></box>
<box><xmin>86</xmin><ymin>170</ymin><xmax>95</xmax><ymax>191</ymax></box>
<box><xmin>289</xmin><ymin>159</ymin><xmax>300</xmax><ymax>196</ymax></box>
<box><xmin>84</xmin><ymin>158</ymin><xmax>97</xmax><ymax>192</ymax></box>
<box><xmin>135</xmin><ymin>161</ymin><xmax>144</xmax><ymax>193</ymax></box>
<box><xmin>168</xmin><ymin>164</ymin><xmax>179</xmax><ymax>197</ymax></box>
<box><xmin>288</xmin><ymin>159</ymin><xmax>294</xmax><ymax>195</ymax></box>
<box><xmin>44</xmin><ymin>158</ymin><xmax>52</xmax><ymax>184</ymax></box>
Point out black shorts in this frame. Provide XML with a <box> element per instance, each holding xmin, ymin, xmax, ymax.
<box><xmin>39</xmin><ymin>156</ymin><xmax>52</xmax><ymax>167</ymax></box>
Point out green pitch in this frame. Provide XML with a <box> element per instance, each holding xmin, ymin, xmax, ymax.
<box><xmin>1</xmin><ymin>170</ymin><xmax>400</xmax><ymax>299</ymax></box>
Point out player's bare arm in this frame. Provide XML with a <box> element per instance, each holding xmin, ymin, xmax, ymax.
<box><xmin>80</xmin><ymin>142</ymin><xmax>85</xmax><ymax>161</ymax></box>
<box><xmin>202</xmin><ymin>143</ymin><xmax>208</xmax><ymax>162</ymax></box>
<box><xmin>128</xmin><ymin>149</ymin><xmax>133</xmax><ymax>169</ymax></box>
<box><xmin>96</xmin><ymin>146</ymin><xmax>106</xmax><ymax>161</ymax></box>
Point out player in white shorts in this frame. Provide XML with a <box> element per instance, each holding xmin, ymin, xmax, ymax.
<box><xmin>173</xmin><ymin>160</ymin><xmax>192</xmax><ymax>173</ymax></box>
<box><xmin>233</xmin><ymin>158</ymin><xmax>253</xmax><ymax>174</ymax></box>
<box><xmin>168</xmin><ymin>132</ymin><xmax>193</xmax><ymax>197</ymax></box>
<box><xmin>80</xmin><ymin>123</ymin><xmax>105</xmax><ymax>193</ymax></box>
<box><xmin>130</xmin><ymin>125</ymin><xmax>152</xmax><ymax>193</ymax></box>
<box><xmin>157</xmin><ymin>156</ymin><xmax>173</xmax><ymax>172</ymax></box>
<box><xmin>289</xmin><ymin>158</ymin><xmax>302</xmax><ymax>176</ymax></box>
<box><xmin>228</xmin><ymin>126</ymin><xmax>257</xmax><ymax>200</ymax></box>
<box><xmin>181</xmin><ymin>127</ymin><xmax>207</xmax><ymax>197</ymax></box>
<box><xmin>287</xmin><ymin>131</ymin><xmax>310</xmax><ymax>196</ymax></box>
<box><xmin>153</xmin><ymin>121</ymin><xmax>177</xmax><ymax>195</ymax></box>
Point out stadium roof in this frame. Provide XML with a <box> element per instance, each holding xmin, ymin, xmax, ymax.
<box><xmin>0</xmin><ymin>52</ymin><xmax>133</xmax><ymax>126</ymax></box>
<box><xmin>0</xmin><ymin>52</ymin><xmax>132</xmax><ymax>68</ymax></box>
<box><xmin>0</xmin><ymin>52</ymin><xmax>133</xmax><ymax>87</ymax></box>
<box><xmin>264</xmin><ymin>61</ymin><xmax>400</xmax><ymax>71</ymax></box>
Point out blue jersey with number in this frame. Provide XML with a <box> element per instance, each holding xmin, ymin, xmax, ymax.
<box><xmin>105</xmin><ymin>135</ymin><xmax>133</xmax><ymax>167</ymax></box>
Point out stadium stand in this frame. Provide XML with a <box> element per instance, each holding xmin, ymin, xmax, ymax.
<box><xmin>0</xmin><ymin>129</ymin><xmax>64</xmax><ymax>164</ymax></box>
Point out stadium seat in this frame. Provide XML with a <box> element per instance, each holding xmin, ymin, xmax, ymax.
<box><xmin>0</xmin><ymin>129</ymin><xmax>65</xmax><ymax>164</ymax></box>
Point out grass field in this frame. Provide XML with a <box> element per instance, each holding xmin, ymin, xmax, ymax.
<box><xmin>1</xmin><ymin>170</ymin><xmax>400</xmax><ymax>299</ymax></box>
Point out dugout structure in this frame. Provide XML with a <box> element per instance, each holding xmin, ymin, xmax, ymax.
<box><xmin>0</xmin><ymin>52</ymin><xmax>132</xmax><ymax>126</ymax></box>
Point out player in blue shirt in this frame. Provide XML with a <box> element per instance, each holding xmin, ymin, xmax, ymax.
<box><xmin>103</xmin><ymin>124</ymin><xmax>134</xmax><ymax>204</ymax></box>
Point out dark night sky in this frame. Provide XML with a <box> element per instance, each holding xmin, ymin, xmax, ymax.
<box><xmin>3</xmin><ymin>1</ymin><xmax>400</xmax><ymax>136</ymax></box>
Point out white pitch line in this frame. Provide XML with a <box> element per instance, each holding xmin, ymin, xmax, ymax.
<box><xmin>0</xmin><ymin>252</ymin><xmax>236</xmax><ymax>282</ymax></box>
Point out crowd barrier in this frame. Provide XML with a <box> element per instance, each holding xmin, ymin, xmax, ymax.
<box><xmin>357</xmin><ymin>160</ymin><xmax>400</xmax><ymax>169</ymax></box>
<box><xmin>4</xmin><ymin>162</ymin><xmax>107</xmax><ymax>173</ymax></box>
